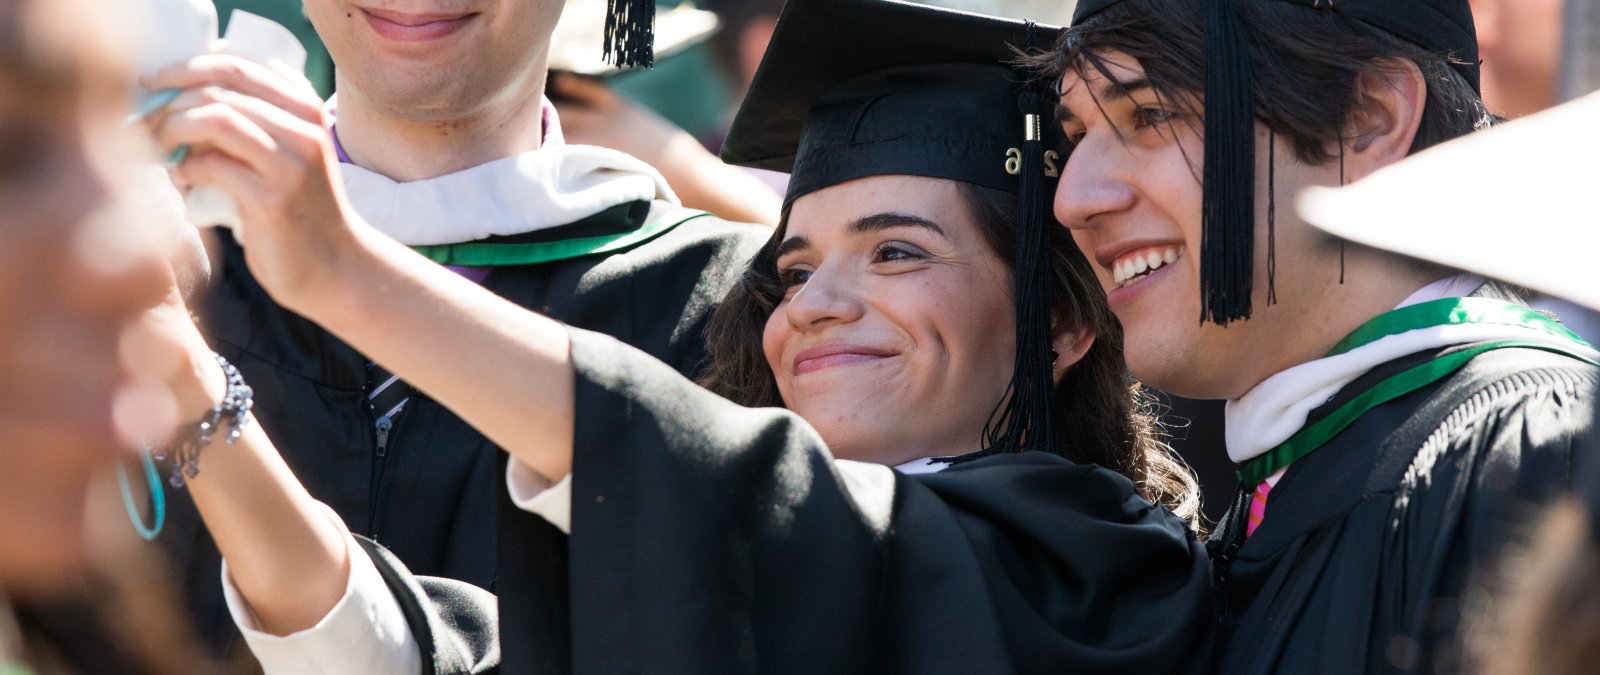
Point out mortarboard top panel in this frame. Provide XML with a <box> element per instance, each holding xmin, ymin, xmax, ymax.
<box><xmin>722</xmin><ymin>0</ymin><xmax>1063</xmax><ymax>186</ymax></box>
<box><xmin>777</xmin><ymin>64</ymin><xmax>1049</xmax><ymax>204</ymax></box>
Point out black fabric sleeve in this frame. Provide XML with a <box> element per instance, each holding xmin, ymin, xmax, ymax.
<box><xmin>543</xmin><ymin>327</ymin><xmax>1214</xmax><ymax>675</ymax></box>
<box><xmin>356</xmin><ymin>536</ymin><xmax>501</xmax><ymax>675</ymax></box>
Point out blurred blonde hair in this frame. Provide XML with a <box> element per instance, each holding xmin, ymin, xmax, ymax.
<box><xmin>1469</xmin><ymin>499</ymin><xmax>1600</xmax><ymax>675</ymax></box>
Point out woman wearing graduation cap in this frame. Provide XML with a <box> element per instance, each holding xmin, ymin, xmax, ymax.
<box><xmin>151</xmin><ymin>0</ymin><xmax>1215</xmax><ymax>672</ymax></box>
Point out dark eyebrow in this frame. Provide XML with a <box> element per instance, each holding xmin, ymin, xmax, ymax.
<box><xmin>1101</xmin><ymin>77</ymin><xmax>1154</xmax><ymax>102</ymax></box>
<box><xmin>1055</xmin><ymin>101</ymin><xmax>1077</xmax><ymax>127</ymax></box>
<box><xmin>773</xmin><ymin>212</ymin><xmax>945</xmax><ymax>260</ymax></box>
<box><xmin>1057</xmin><ymin>77</ymin><xmax>1155</xmax><ymax>126</ymax></box>
<box><xmin>849</xmin><ymin>212</ymin><xmax>945</xmax><ymax>236</ymax></box>
<box><xmin>774</xmin><ymin>235</ymin><xmax>811</xmax><ymax>259</ymax></box>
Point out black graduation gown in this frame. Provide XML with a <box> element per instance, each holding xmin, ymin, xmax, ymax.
<box><xmin>371</xmin><ymin>328</ymin><xmax>1216</xmax><ymax>675</ymax></box>
<box><xmin>166</xmin><ymin>201</ymin><xmax>768</xmax><ymax>654</ymax></box>
<box><xmin>1209</xmin><ymin>342</ymin><xmax>1600</xmax><ymax>674</ymax></box>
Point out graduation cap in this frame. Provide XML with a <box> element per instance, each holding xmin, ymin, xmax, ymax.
<box><xmin>1071</xmin><ymin>0</ymin><xmax>1481</xmax><ymax>324</ymax></box>
<box><xmin>724</xmin><ymin>0</ymin><xmax>1067</xmax><ymax>460</ymax></box>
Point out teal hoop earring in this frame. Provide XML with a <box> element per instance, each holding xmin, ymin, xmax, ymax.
<box><xmin>117</xmin><ymin>444</ymin><xmax>166</xmax><ymax>541</ymax></box>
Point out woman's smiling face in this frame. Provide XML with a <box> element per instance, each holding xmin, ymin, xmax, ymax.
<box><xmin>763</xmin><ymin>175</ymin><xmax>1016</xmax><ymax>465</ymax></box>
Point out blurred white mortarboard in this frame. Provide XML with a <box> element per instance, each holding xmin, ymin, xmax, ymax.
<box><xmin>1299</xmin><ymin>91</ymin><xmax>1600</xmax><ymax>311</ymax></box>
<box><xmin>549</xmin><ymin>1</ymin><xmax>719</xmax><ymax>76</ymax></box>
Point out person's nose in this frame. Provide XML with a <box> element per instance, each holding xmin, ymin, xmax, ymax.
<box><xmin>1054</xmin><ymin>132</ymin><xmax>1139</xmax><ymax>235</ymax></box>
<box><xmin>783</xmin><ymin>261</ymin><xmax>866</xmax><ymax>332</ymax></box>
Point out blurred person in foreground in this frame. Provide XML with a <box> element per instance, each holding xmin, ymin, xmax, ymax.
<box><xmin>1474</xmin><ymin>483</ymin><xmax>1600</xmax><ymax>674</ymax></box>
<box><xmin>0</xmin><ymin>0</ymin><xmax>218</xmax><ymax>671</ymax></box>
<box><xmin>1299</xmin><ymin>89</ymin><xmax>1600</xmax><ymax>675</ymax></box>
<box><xmin>141</xmin><ymin>0</ymin><xmax>769</xmax><ymax>659</ymax></box>
<box><xmin>1042</xmin><ymin>0</ymin><xmax>1600</xmax><ymax>671</ymax></box>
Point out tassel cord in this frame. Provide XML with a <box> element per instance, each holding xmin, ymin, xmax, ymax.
<box><xmin>1338</xmin><ymin>135</ymin><xmax>1347</xmax><ymax>284</ymax></box>
<box><xmin>1266</xmin><ymin>132</ymin><xmax>1276</xmax><ymax>305</ymax></box>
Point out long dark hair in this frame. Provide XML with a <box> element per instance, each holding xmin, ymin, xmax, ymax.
<box><xmin>698</xmin><ymin>182</ymin><xmax>1202</xmax><ymax>528</ymax></box>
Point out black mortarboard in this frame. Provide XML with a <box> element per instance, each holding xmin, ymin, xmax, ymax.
<box><xmin>724</xmin><ymin>0</ymin><xmax>1067</xmax><ymax>460</ymax></box>
<box><xmin>1071</xmin><ymin>0</ymin><xmax>1480</xmax><ymax>324</ymax></box>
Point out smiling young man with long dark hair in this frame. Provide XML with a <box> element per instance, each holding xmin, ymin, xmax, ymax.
<box><xmin>1038</xmin><ymin>1</ymin><xmax>1600</xmax><ymax>671</ymax></box>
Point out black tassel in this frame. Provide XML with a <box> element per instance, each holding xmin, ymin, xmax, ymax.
<box><xmin>1001</xmin><ymin>82</ymin><xmax>1057</xmax><ymax>458</ymax></box>
<box><xmin>1199</xmin><ymin>0</ymin><xmax>1257</xmax><ymax>325</ymax></box>
<box><xmin>945</xmin><ymin>24</ymin><xmax>1056</xmax><ymax>464</ymax></box>
<box><xmin>603</xmin><ymin>0</ymin><xmax>656</xmax><ymax>69</ymax></box>
<box><xmin>1338</xmin><ymin>138</ymin><xmax>1347</xmax><ymax>284</ymax></box>
<box><xmin>995</xmin><ymin>23</ymin><xmax>1057</xmax><ymax>461</ymax></box>
<box><xmin>1266</xmin><ymin>132</ymin><xmax>1276</xmax><ymax>305</ymax></box>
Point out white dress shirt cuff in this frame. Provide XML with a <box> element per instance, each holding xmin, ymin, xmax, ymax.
<box><xmin>506</xmin><ymin>459</ymin><xmax>574</xmax><ymax>534</ymax></box>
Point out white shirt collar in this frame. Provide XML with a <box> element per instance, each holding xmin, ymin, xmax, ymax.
<box><xmin>324</xmin><ymin>96</ymin><xmax>678</xmax><ymax>247</ymax></box>
<box><xmin>1396</xmin><ymin>273</ymin><xmax>1488</xmax><ymax>309</ymax></box>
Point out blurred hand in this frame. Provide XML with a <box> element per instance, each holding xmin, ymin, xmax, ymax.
<box><xmin>124</xmin><ymin>164</ymin><xmax>214</xmax><ymax>305</ymax></box>
<box><xmin>140</xmin><ymin>54</ymin><xmax>363</xmax><ymax>311</ymax></box>
<box><xmin>549</xmin><ymin>71</ymin><xmax>691</xmax><ymax>169</ymax></box>
<box><xmin>121</xmin><ymin>272</ymin><xmax>227</xmax><ymax>428</ymax></box>
<box><xmin>99</xmin><ymin>162</ymin><xmax>228</xmax><ymax>429</ymax></box>
<box><xmin>550</xmin><ymin>72</ymin><xmax>781</xmax><ymax>226</ymax></box>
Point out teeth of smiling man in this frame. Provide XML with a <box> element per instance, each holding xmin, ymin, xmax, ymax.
<box><xmin>1111</xmin><ymin>245</ymin><xmax>1184</xmax><ymax>288</ymax></box>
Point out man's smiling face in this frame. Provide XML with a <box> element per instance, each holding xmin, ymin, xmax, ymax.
<box><xmin>1052</xmin><ymin>51</ymin><xmax>1356</xmax><ymax>399</ymax></box>
<box><xmin>305</xmin><ymin>0</ymin><xmax>563</xmax><ymax>121</ymax></box>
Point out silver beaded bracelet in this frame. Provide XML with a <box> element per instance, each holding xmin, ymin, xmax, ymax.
<box><xmin>152</xmin><ymin>353</ymin><xmax>254</xmax><ymax>488</ymax></box>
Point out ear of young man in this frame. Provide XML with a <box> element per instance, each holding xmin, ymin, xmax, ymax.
<box><xmin>1339</xmin><ymin>59</ymin><xmax>1427</xmax><ymax>184</ymax></box>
